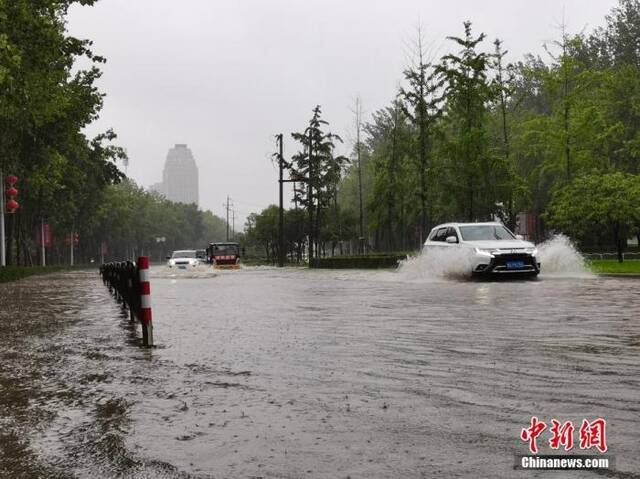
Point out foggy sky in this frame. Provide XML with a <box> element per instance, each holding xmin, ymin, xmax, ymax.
<box><xmin>67</xmin><ymin>0</ymin><xmax>617</xmax><ymax>227</ymax></box>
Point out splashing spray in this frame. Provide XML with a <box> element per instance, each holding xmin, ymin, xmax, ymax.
<box><xmin>396</xmin><ymin>234</ymin><xmax>593</xmax><ymax>281</ymax></box>
<box><xmin>536</xmin><ymin>234</ymin><xmax>593</xmax><ymax>278</ymax></box>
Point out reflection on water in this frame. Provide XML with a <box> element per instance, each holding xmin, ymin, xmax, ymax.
<box><xmin>0</xmin><ymin>268</ymin><xmax>639</xmax><ymax>478</ymax></box>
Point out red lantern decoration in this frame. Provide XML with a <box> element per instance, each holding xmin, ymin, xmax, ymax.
<box><xmin>5</xmin><ymin>175</ymin><xmax>19</xmax><ymax>213</ymax></box>
<box><xmin>6</xmin><ymin>199</ymin><xmax>19</xmax><ymax>212</ymax></box>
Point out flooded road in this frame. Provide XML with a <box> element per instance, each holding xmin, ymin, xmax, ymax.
<box><xmin>1</xmin><ymin>266</ymin><xmax>639</xmax><ymax>478</ymax></box>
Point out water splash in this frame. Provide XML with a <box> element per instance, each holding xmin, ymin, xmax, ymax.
<box><xmin>151</xmin><ymin>265</ymin><xmax>218</xmax><ymax>280</ymax></box>
<box><xmin>395</xmin><ymin>234</ymin><xmax>594</xmax><ymax>281</ymax></box>
<box><xmin>396</xmin><ymin>247</ymin><xmax>475</xmax><ymax>281</ymax></box>
<box><xmin>537</xmin><ymin>234</ymin><xmax>594</xmax><ymax>278</ymax></box>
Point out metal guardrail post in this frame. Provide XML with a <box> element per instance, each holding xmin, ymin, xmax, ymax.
<box><xmin>99</xmin><ymin>258</ymin><xmax>153</xmax><ymax>347</ymax></box>
<box><xmin>137</xmin><ymin>257</ymin><xmax>153</xmax><ymax>347</ymax></box>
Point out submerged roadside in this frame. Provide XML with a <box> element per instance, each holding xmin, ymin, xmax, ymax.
<box><xmin>0</xmin><ymin>265</ymin><xmax>92</xmax><ymax>284</ymax></box>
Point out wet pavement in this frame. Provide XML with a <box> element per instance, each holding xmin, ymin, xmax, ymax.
<box><xmin>0</xmin><ymin>266</ymin><xmax>639</xmax><ymax>478</ymax></box>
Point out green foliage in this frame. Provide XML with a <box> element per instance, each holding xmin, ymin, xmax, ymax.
<box><xmin>247</xmin><ymin>1</ymin><xmax>640</xmax><ymax>261</ymax></box>
<box><xmin>0</xmin><ymin>265</ymin><xmax>70</xmax><ymax>283</ymax></box>
<box><xmin>330</xmin><ymin>1</ymin><xmax>640</xmax><ymax>254</ymax></box>
<box><xmin>310</xmin><ymin>254</ymin><xmax>407</xmax><ymax>269</ymax></box>
<box><xmin>436</xmin><ymin>21</ymin><xmax>504</xmax><ymax>221</ymax></box>
<box><xmin>289</xmin><ymin>106</ymin><xmax>349</xmax><ymax>257</ymax></box>
<box><xmin>588</xmin><ymin>259</ymin><xmax>640</xmax><ymax>274</ymax></box>
<box><xmin>360</xmin><ymin>100</ymin><xmax>415</xmax><ymax>250</ymax></box>
<box><xmin>399</xmin><ymin>31</ymin><xmax>441</xmax><ymax>237</ymax></box>
<box><xmin>0</xmin><ymin>0</ymin><xmax>124</xmax><ymax>265</ymax></box>
<box><xmin>546</xmin><ymin>172</ymin><xmax>640</xmax><ymax>261</ymax></box>
<box><xmin>88</xmin><ymin>179</ymin><xmax>227</xmax><ymax>262</ymax></box>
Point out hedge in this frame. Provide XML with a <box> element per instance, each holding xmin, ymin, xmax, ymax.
<box><xmin>310</xmin><ymin>254</ymin><xmax>408</xmax><ymax>269</ymax></box>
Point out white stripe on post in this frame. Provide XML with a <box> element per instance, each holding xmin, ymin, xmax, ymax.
<box><xmin>141</xmin><ymin>295</ymin><xmax>152</xmax><ymax>309</ymax></box>
<box><xmin>139</xmin><ymin>268</ymin><xmax>150</xmax><ymax>283</ymax></box>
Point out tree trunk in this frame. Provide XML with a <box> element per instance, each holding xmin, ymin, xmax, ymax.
<box><xmin>613</xmin><ymin>223</ymin><xmax>623</xmax><ymax>263</ymax></box>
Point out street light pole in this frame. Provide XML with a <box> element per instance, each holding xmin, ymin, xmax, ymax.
<box><xmin>0</xmin><ymin>169</ymin><xmax>5</xmax><ymax>267</ymax></box>
<box><xmin>40</xmin><ymin>217</ymin><xmax>46</xmax><ymax>267</ymax></box>
<box><xmin>277</xmin><ymin>134</ymin><xmax>285</xmax><ymax>267</ymax></box>
<box><xmin>275</xmin><ymin>134</ymin><xmax>308</xmax><ymax>267</ymax></box>
<box><xmin>308</xmin><ymin>126</ymin><xmax>314</xmax><ymax>264</ymax></box>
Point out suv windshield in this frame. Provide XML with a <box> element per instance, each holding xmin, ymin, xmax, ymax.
<box><xmin>210</xmin><ymin>243</ymin><xmax>239</xmax><ymax>254</ymax></box>
<box><xmin>172</xmin><ymin>251</ymin><xmax>196</xmax><ymax>258</ymax></box>
<box><xmin>459</xmin><ymin>225</ymin><xmax>515</xmax><ymax>241</ymax></box>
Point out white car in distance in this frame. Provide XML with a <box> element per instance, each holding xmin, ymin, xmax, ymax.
<box><xmin>423</xmin><ymin>222</ymin><xmax>540</xmax><ymax>277</ymax></box>
<box><xmin>167</xmin><ymin>250</ymin><xmax>199</xmax><ymax>269</ymax></box>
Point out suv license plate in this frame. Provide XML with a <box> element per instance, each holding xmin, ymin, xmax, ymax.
<box><xmin>506</xmin><ymin>260</ymin><xmax>525</xmax><ymax>269</ymax></box>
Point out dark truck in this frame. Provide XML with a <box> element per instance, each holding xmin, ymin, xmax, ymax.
<box><xmin>206</xmin><ymin>242</ymin><xmax>241</xmax><ymax>269</ymax></box>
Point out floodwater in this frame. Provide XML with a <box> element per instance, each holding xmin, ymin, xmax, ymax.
<box><xmin>1</xmin><ymin>262</ymin><xmax>639</xmax><ymax>478</ymax></box>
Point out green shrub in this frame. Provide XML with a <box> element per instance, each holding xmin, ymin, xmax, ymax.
<box><xmin>310</xmin><ymin>254</ymin><xmax>407</xmax><ymax>269</ymax></box>
<box><xmin>0</xmin><ymin>266</ymin><xmax>70</xmax><ymax>283</ymax></box>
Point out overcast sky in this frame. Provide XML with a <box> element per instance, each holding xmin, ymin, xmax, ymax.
<box><xmin>67</xmin><ymin>0</ymin><xmax>617</xmax><ymax>227</ymax></box>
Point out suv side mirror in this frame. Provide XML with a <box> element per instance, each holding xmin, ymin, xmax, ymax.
<box><xmin>515</xmin><ymin>234</ymin><xmax>524</xmax><ymax>240</ymax></box>
<box><xmin>446</xmin><ymin>236</ymin><xmax>458</xmax><ymax>244</ymax></box>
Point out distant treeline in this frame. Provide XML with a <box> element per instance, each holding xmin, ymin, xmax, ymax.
<box><xmin>244</xmin><ymin>0</ymin><xmax>640</xmax><ymax>262</ymax></box>
<box><xmin>89</xmin><ymin>180</ymin><xmax>228</xmax><ymax>264</ymax></box>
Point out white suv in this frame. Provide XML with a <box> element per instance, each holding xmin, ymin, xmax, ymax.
<box><xmin>167</xmin><ymin>250</ymin><xmax>199</xmax><ymax>269</ymax></box>
<box><xmin>423</xmin><ymin>222</ymin><xmax>540</xmax><ymax>276</ymax></box>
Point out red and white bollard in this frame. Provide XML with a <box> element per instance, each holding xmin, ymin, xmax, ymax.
<box><xmin>137</xmin><ymin>256</ymin><xmax>154</xmax><ymax>347</ymax></box>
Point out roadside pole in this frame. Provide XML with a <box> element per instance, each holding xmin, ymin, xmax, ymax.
<box><xmin>226</xmin><ymin>195</ymin><xmax>229</xmax><ymax>241</ymax></box>
<box><xmin>40</xmin><ymin>218</ymin><xmax>46</xmax><ymax>266</ymax></box>
<box><xmin>277</xmin><ymin>134</ymin><xmax>284</xmax><ymax>267</ymax></box>
<box><xmin>138</xmin><ymin>256</ymin><xmax>153</xmax><ymax>347</ymax></box>
<box><xmin>308</xmin><ymin>127</ymin><xmax>314</xmax><ymax>264</ymax></box>
<box><xmin>0</xmin><ymin>169</ymin><xmax>5</xmax><ymax>267</ymax></box>
<box><xmin>275</xmin><ymin>134</ymin><xmax>308</xmax><ymax>267</ymax></box>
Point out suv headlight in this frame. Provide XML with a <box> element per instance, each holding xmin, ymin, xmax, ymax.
<box><xmin>525</xmin><ymin>247</ymin><xmax>538</xmax><ymax>256</ymax></box>
<box><xmin>474</xmin><ymin>247</ymin><xmax>496</xmax><ymax>257</ymax></box>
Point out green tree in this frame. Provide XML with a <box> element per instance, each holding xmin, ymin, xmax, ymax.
<box><xmin>400</xmin><ymin>28</ymin><xmax>441</xmax><ymax>242</ymax></box>
<box><xmin>364</xmin><ymin>98</ymin><xmax>414</xmax><ymax>251</ymax></box>
<box><xmin>587</xmin><ymin>0</ymin><xmax>640</xmax><ymax>68</ymax></box>
<box><xmin>0</xmin><ymin>0</ymin><xmax>124</xmax><ymax>265</ymax></box>
<box><xmin>546</xmin><ymin>173</ymin><xmax>640</xmax><ymax>262</ymax></box>
<box><xmin>437</xmin><ymin>21</ymin><xmax>503</xmax><ymax>221</ymax></box>
<box><xmin>290</xmin><ymin>106</ymin><xmax>348</xmax><ymax>259</ymax></box>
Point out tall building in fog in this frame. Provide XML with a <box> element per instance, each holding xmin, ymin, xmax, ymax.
<box><xmin>161</xmin><ymin>144</ymin><xmax>199</xmax><ymax>205</ymax></box>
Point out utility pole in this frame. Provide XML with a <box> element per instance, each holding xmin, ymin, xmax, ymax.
<box><xmin>0</xmin><ymin>169</ymin><xmax>5</xmax><ymax>267</ymax></box>
<box><xmin>277</xmin><ymin>134</ymin><xmax>285</xmax><ymax>267</ymax></box>
<box><xmin>275</xmin><ymin>133</ymin><xmax>305</xmax><ymax>267</ymax></box>
<box><xmin>354</xmin><ymin>97</ymin><xmax>365</xmax><ymax>254</ymax></box>
<box><xmin>70</xmin><ymin>231</ymin><xmax>74</xmax><ymax>266</ymax></box>
<box><xmin>231</xmin><ymin>209</ymin><xmax>235</xmax><ymax>240</ymax></box>
<box><xmin>40</xmin><ymin>218</ymin><xmax>46</xmax><ymax>266</ymax></box>
<box><xmin>223</xmin><ymin>195</ymin><xmax>232</xmax><ymax>241</ymax></box>
<box><xmin>307</xmin><ymin>126</ymin><xmax>314</xmax><ymax>264</ymax></box>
